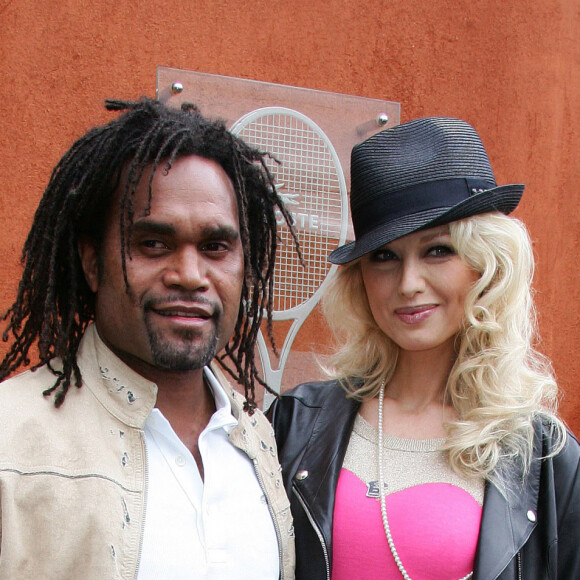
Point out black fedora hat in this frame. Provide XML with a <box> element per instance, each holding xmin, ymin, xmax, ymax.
<box><xmin>328</xmin><ymin>117</ymin><xmax>524</xmax><ymax>264</ymax></box>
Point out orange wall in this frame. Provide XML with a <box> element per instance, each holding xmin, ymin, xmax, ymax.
<box><xmin>1</xmin><ymin>0</ymin><xmax>578</xmax><ymax>432</ymax></box>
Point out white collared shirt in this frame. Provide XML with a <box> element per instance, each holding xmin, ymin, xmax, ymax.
<box><xmin>137</xmin><ymin>367</ymin><xmax>279</xmax><ymax>579</ymax></box>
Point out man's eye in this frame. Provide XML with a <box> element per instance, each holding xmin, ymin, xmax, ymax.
<box><xmin>141</xmin><ymin>240</ymin><xmax>168</xmax><ymax>250</ymax></box>
<box><xmin>202</xmin><ymin>240</ymin><xmax>230</xmax><ymax>252</ymax></box>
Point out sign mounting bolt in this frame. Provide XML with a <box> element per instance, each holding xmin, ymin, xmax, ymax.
<box><xmin>376</xmin><ymin>113</ymin><xmax>389</xmax><ymax>126</ymax></box>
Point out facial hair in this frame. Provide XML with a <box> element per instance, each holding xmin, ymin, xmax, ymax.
<box><xmin>143</xmin><ymin>295</ymin><xmax>222</xmax><ymax>371</ymax></box>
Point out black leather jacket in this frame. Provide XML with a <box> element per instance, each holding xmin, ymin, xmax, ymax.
<box><xmin>269</xmin><ymin>380</ymin><xmax>580</xmax><ymax>580</ymax></box>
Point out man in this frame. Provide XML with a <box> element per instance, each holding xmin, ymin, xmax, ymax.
<box><xmin>0</xmin><ymin>98</ymin><xmax>295</xmax><ymax>578</ymax></box>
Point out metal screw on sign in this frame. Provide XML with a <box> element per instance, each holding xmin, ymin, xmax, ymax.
<box><xmin>171</xmin><ymin>82</ymin><xmax>184</xmax><ymax>95</ymax></box>
<box><xmin>377</xmin><ymin>113</ymin><xmax>389</xmax><ymax>126</ymax></box>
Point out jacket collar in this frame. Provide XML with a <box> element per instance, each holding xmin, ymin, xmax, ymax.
<box><xmin>210</xmin><ymin>363</ymin><xmax>243</xmax><ymax>422</ymax></box>
<box><xmin>209</xmin><ymin>364</ymin><xmax>252</xmax><ymax>452</ymax></box>
<box><xmin>77</xmin><ymin>324</ymin><xmax>158</xmax><ymax>428</ymax></box>
<box><xmin>473</xmin><ymin>427</ymin><xmax>542</xmax><ymax>580</ymax></box>
<box><xmin>77</xmin><ymin>325</ymin><xmax>253</xmax><ymax>437</ymax></box>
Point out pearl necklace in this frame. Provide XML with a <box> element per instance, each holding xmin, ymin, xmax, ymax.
<box><xmin>377</xmin><ymin>382</ymin><xmax>473</xmax><ymax>580</ymax></box>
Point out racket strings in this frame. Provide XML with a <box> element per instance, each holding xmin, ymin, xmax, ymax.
<box><xmin>236</xmin><ymin>113</ymin><xmax>343</xmax><ymax>312</ymax></box>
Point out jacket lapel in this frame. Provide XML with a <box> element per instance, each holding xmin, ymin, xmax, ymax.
<box><xmin>473</xmin><ymin>431</ymin><xmax>542</xmax><ymax>580</ymax></box>
<box><xmin>292</xmin><ymin>385</ymin><xmax>360</xmax><ymax>548</ymax></box>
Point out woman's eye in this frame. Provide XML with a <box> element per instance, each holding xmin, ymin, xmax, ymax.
<box><xmin>428</xmin><ymin>245</ymin><xmax>455</xmax><ymax>257</ymax></box>
<box><xmin>369</xmin><ymin>248</ymin><xmax>397</xmax><ymax>262</ymax></box>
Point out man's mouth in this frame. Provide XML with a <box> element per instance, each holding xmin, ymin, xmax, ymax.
<box><xmin>153</xmin><ymin>305</ymin><xmax>213</xmax><ymax>319</ymax></box>
<box><xmin>145</xmin><ymin>297</ymin><xmax>218</xmax><ymax>328</ymax></box>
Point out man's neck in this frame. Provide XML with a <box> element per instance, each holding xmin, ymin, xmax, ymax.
<box><xmin>153</xmin><ymin>367</ymin><xmax>216</xmax><ymax>480</ymax></box>
<box><xmin>95</xmin><ymin>328</ymin><xmax>217</xmax><ymax>477</ymax></box>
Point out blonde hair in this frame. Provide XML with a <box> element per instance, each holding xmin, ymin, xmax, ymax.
<box><xmin>322</xmin><ymin>212</ymin><xmax>565</xmax><ymax>480</ymax></box>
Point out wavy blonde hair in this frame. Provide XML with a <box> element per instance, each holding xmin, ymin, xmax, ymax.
<box><xmin>322</xmin><ymin>212</ymin><xmax>565</xmax><ymax>480</ymax></box>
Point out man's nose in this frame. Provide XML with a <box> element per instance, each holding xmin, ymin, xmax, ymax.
<box><xmin>162</xmin><ymin>247</ymin><xmax>208</xmax><ymax>291</ymax></box>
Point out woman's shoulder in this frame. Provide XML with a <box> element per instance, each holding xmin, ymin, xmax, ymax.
<box><xmin>535</xmin><ymin>417</ymin><xmax>580</xmax><ymax>478</ymax></box>
<box><xmin>535</xmin><ymin>416</ymin><xmax>578</xmax><ymax>448</ymax></box>
<box><xmin>280</xmin><ymin>379</ymin><xmax>352</xmax><ymax>407</ymax></box>
<box><xmin>269</xmin><ymin>379</ymin><xmax>363</xmax><ymax>467</ymax></box>
<box><xmin>268</xmin><ymin>378</ymin><xmax>362</xmax><ymax>429</ymax></box>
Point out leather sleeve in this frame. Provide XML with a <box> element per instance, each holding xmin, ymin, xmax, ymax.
<box><xmin>553</xmin><ymin>430</ymin><xmax>580</xmax><ymax>577</ymax></box>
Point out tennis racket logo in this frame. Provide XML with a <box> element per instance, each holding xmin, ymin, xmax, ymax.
<box><xmin>231</xmin><ymin>107</ymin><xmax>348</xmax><ymax>402</ymax></box>
<box><xmin>276</xmin><ymin>186</ymin><xmax>321</xmax><ymax>231</ymax></box>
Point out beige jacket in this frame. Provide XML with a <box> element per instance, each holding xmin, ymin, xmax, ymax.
<box><xmin>0</xmin><ymin>325</ymin><xmax>295</xmax><ymax>579</ymax></box>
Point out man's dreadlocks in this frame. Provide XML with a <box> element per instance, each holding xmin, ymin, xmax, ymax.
<box><xmin>0</xmin><ymin>97</ymin><xmax>297</xmax><ymax>412</ymax></box>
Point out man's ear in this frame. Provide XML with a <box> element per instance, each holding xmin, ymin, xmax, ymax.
<box><xmin>78</xmin><ymin>237</ymin><xmax>99</xmax><ymax>293</ymax></box>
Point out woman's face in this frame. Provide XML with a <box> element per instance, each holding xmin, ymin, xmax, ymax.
<box><xmin>360</xmin><ymin>225</ymin><xmax>479</xmax><ymax>357</ymax></box>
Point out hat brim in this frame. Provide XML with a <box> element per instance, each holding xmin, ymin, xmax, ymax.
<box><xmin>328</xmin><ymin>183</ymin><xmax>524</xmax><ymax>264</ymax></box>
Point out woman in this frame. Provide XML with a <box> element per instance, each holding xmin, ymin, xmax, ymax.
<box><xmin>269</xmin><ymin>117</ymin><xmax>580</xmax><ymax>580</ymax></box>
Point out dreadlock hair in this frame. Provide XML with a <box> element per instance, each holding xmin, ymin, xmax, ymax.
<box><xmin>0</xmin><ymin>97</ymin><xmax>298</xmax><ymax>412</ymax></box>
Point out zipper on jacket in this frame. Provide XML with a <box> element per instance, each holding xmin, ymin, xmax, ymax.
<box><xmin>252</xmin><ymin>457</ymin><xmax>285</xmax><ymax>580</ymax></box>
<box><xmin>292</xmin><ymin>484</ymin><xmax>330</xmax><ymax>580</ymax></box>
<box><xmin>133</xmin><ymin>431</ymin><xmax>149</xmax><ymax>580</ymax></box>
<box><xmin>516</xmin><ymin>551</ymin><xmax>522</xmax><ymax>580</ymax></box>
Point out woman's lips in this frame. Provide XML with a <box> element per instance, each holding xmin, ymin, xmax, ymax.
<box><xmin>395</xmin><ymin>304</ymin><xmax>437</xmax><ymax>324</ymax></box>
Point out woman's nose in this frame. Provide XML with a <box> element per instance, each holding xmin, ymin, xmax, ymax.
<box><xmin>398</xmin><ymin>258</ymin><xmax>426</xmax><ymax>297</ymax></box>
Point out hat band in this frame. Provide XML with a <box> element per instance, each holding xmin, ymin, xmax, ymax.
<box><xmin>352</xmin><ymin>177</ymin><xmax>496</xmax><ymax>238</ymax></box>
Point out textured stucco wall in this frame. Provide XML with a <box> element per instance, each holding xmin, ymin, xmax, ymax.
<box><xmin>0</xmin><ymin>0</ymin><xmax>578</xmax><ymax>431</ymax></box>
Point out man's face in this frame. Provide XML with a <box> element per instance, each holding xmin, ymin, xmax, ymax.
<box><xmin>79</xmin><ymin>155</ymin><xmax>244</xmax><ymax>377</ymax></box>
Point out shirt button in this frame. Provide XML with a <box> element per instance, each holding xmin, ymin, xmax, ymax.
<box><xmin>175</xmin><ymin>455</ymin><xmax>186</xmax><ymax>467</ymax></box>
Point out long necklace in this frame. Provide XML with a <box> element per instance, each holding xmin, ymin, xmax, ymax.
<box><xmin>377</xmin><ymin>382</ymin><xmax>473</xmax><ymax>580</ymax></box>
